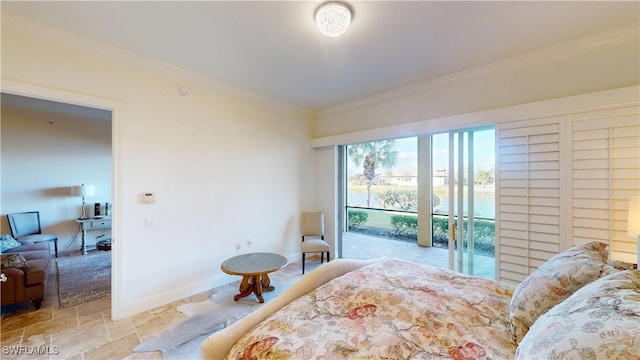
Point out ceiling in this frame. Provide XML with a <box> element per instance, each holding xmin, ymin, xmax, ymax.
<box><xmin>2</xmin><ymin>1</ymin><xmax>639</xmax><ymax>112</ymax></box>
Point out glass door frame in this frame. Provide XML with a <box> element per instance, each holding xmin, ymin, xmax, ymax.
<box><xmin>436</xmin><ymin>126</ymin><xmax>494</xmax><ymax>276</ymax></box>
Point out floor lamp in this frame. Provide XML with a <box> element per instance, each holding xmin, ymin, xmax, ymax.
<box><xmin>71</xmin><ymin>184</ymin><xmax>95</xmax><ymax>220</ymax></box>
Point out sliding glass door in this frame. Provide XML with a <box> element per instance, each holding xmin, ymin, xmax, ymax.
<box><xmin>338</xmin><ymin>128</ymin><xmax>496</xmax><ymax>279</ymax></box>
<box><xmin>431</xmin><ymin>128</ymin><xmax>495</xmax><ymax>277</ymax></box>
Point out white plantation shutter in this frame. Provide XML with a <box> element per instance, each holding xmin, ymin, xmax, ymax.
<box><xmin>496</xmin><ymin>105</ymin><xmax>639</xmax><ymax>285</ymax></box>
<box><xmin>496</xmin><ymin>116</ymin><xmax>563</xmax><ymax>284</ymax></box>
<box><xmin>567</xmin><ymin>106</ymin><xmax>640</xmax><ymax>263</ymax></box>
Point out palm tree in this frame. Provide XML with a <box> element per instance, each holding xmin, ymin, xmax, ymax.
<box><xmin>348</xmin><ymin>140</ymin><xmax>398</xmax><ymax>207</ymax></box>
<box><xmin>475</xmin><ymin>168</ymin><xmax>495</xmax><ymax>188</ymax></box>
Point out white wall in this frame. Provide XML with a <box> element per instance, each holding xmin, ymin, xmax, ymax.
<box><xmin>2</xmin><ymin>22</ymin><xmax>315</xmax><ymax>319</ymax></box>
<box><xmin>1</xmin><ymin>106</ymin><xmax>112</xmax><ymax>253</ymax></box>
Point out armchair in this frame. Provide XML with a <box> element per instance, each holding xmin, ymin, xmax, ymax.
<box><xmin>7</xmin><ymin>211</ymin><xmax>58</xmax><ymax>258</ymax></box>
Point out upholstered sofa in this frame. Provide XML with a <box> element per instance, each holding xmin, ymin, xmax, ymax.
<box><xmin>1</xmin><ymin>238</ymin><xmax>51</xmax><ymax>309</ymax></box>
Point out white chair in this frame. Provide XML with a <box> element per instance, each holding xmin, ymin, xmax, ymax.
<box><xmin>301</xmin><ymin>212</ymin><xmax>330</xmax><ymax>274</ymax></box>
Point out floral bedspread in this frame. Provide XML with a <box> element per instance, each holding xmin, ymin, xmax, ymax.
<box><xmin>226</xmin><ymin>258</ymin><xmax>516</xmax><ymax>359</ymax></box>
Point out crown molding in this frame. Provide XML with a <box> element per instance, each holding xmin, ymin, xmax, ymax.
<box><xmin>318</xmin><ymin>22</ymin><xmax>640</xmax><ymax>118</ymax></box>
<box><xmin>311</xmin><ymin>85</ymin><xmax>640</xmax><ymax>148</ymax></box>
<box><xmin>2</xmin><ymin>13</ymin><xmax>313</xmax><ymax>117</ymax></box>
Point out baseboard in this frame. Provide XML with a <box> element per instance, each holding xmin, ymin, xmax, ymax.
<box><xmin>112</xmin><ymin>273</ymin><xmax>233</xmax><ymax>320</ymax></box>
<box><xmin>112</xmin><ymin>252</ymin><xmax>308</xmax><ymax>320</ymax></box>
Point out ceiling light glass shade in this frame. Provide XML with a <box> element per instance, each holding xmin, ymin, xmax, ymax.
<box><xmin>315</xmin><ymin>2</ymin><xmax>352</xmax><ymax>37</ymax></box>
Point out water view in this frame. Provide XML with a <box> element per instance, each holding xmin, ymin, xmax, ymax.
<box><xmin>342</xmin><ymin>130</ymin><xmax>497</xmax><ymax>277</ymax></box>
<box><xmin>348</xmin><ymin>192</ymin><xmax>495</xmax><ymax>218</ymax></box>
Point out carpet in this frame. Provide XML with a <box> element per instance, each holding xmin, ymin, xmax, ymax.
<box><xmin>134</xmin><ymin>260</ymin><xmax>308</xmax><ymax>359</ymax></box>
<box><xmin>57</xmin><ymin>250</ymin><xmax>111</xmax><ymax>308</ymax></box>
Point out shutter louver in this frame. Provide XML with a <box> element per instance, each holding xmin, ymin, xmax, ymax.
<box><xmin>496</xmin><ymin>116</ymin><xmax>562</xmax><ymax>284</ymax></box>
<box><xmin>568</xmin><ymin>106</ymin><xmax>640</xmax><ymax>263</ymax></box>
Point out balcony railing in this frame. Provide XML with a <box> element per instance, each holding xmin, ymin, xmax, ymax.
<box><xmin>346</xmin><ymin>206</ymin><xmax>496</xmax><ymax>256</ymax></box>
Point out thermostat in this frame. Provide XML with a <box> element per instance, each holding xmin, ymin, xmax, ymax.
<box><xmin>142</xmin><ymin>192</ymin><xmax>155</xmax><ymax>204</ymax></box>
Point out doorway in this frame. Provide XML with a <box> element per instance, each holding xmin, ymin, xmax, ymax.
<box><xmin>0</xmin><ymin>90</ymin><xmax>115</xmax><ymax>312</ymax></box>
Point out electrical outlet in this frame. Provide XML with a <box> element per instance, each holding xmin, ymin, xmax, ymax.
<box><xmin>235</xmin><ymin>243</ymin><xmax>241</xmax><ymax>251</ymax></box>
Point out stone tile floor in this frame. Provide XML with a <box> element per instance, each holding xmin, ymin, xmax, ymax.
<box><xmin>0</xmin><ymin>253</ymin><xmax>321</xmax><ymax>360</ymax></box>
<box><xmin>0</xmin><ymin>251</ymin><xmax>209</xmax><ymax>360</ymax></box>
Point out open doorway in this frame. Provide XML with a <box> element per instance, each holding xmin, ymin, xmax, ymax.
<box><xmin>341</xmin><ymin>137</ymin><xmax>426</xmax><ymax>262</ymax></box>
<box><xmin>1</xmin><ymin>92</ymin><xmax>114</xmax><ymax>312</ymax></box>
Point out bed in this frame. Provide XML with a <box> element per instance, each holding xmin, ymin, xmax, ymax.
<box><xmin>201</xmin><ymin>242</ymin><xmax>639</xmax><ymax>359</ymax></box>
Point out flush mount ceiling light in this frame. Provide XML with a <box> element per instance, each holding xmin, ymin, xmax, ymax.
<box><xmin>315</xmin><ymin>1</ymin><xmax>353</xmax><ymax>37</ymax></box>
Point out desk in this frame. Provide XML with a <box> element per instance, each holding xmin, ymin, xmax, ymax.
<box><xmin>221</xmin><ymin>252</ymin><xmax>287</xmax><ymax>303</ymax></box>
<box><xmin>76</xmin><ymin>217</ymin><xmax>111</xmax><ymax>255</ymax></box>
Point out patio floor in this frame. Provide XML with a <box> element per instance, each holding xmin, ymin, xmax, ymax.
<box><xmin>340</xmin><ymin>231</ymin><xmax>496</xmax><ymax>279</ymax></box>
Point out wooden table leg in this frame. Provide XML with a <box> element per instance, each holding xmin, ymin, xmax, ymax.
<box><xmin>254</xmin><ymin>275</ymin><xmax>264</xmax><ymax>303</ymax></box>
<box><xmin>232</xmin><ymin>273</ymin><xmax>276</xmax><ymax>303</ymax></box>
<box><xmin>261</xmin><ymin>273</ymin><xmax>275</xmax><ymax>292</ymax></box>
<box><xmin>233</xmin><ymin>275</ymin><xmax>255</xmax><ymax>301</ymax></box>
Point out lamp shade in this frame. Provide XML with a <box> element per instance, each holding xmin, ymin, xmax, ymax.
<box><xmin>315</xmin><ymin>1</ymin><xmax>352</xmax><ymax>37</ymax></box>
<box><xmin>71</xmin><ymin>184</ymin><xmax>95</xmax><ymax>197</ymax></box>
<box><xmin>627</xmin><ymin>196</ymin><xmax>640</xmax><ymax>238</ymax></box>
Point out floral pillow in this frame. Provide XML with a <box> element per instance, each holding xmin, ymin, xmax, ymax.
<box><xmin>0</xmin><ymin>233</ymin><xmax>21</xmax><ymax>253</ymax></box>
<box><xmin>1</xmin><ymin>253</ymin><xmax>29</xmax><ymax>269</ymax></box>
<box><xmin>515</xmin><ymin>269</ymin><xmax>640</xmax><ymax>359</ymax></box>
<box><xmin>606</xmin><ymin>259</ymin><xmax>636</xmax><ymax>271</ymax></box>
<box><xmin>509</xmin><ymin>241</ymin><xmax>612</xmax><ymax>344</ymax></box>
